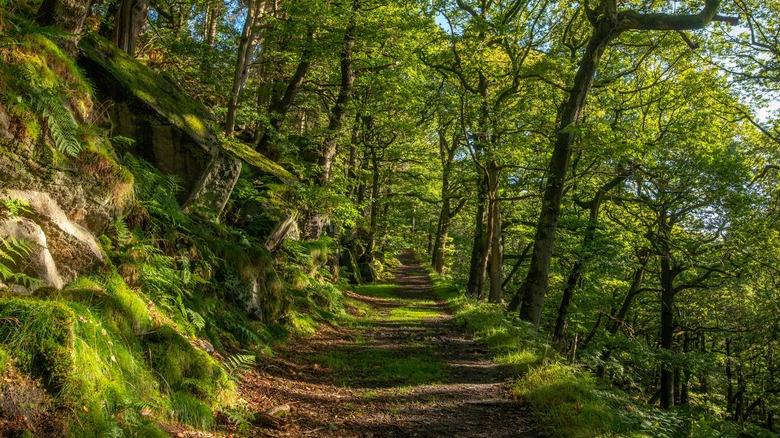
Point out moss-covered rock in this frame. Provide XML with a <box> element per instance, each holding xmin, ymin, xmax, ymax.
<box><xmin>142</xmin><ymin>324</ymin><xmax>229</xmax><ymax>401</ymax></box>
<box><xmin>78</xmin><ymin>34</ymin><xmax>245</xmax><ymax>218</ymax></box>
<box><xmin>0</xmin><ymin>298</ymin><xmax>76</xmax><ymax>392</ymax></box>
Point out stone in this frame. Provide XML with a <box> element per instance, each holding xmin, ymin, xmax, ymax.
<box><xmin>0</xmin><ymin>105</ymin><xmax>14</xmax><ymax>142</ymax></box>
<box><xmin>78</xmin><ymin>35</ymin><xmax>222</xmax><ymax>208</ymax></box>
<box><xmin>0</xmin><ymin>190</ymin><xmax>105</xmax><ymax>290</ymax></box>
<box><xmin>184</xmin><ymin>151</ymin><xmax>242</xmax><ymax>220</ymax></box>
<box><xmin>0</xmin><ymin>217</ymin><xmax>64</xmax><ymax>291</ymax></box>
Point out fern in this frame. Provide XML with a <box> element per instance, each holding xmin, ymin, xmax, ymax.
<box><xmin>222</xmin><ymin>354</ymin><xmax>255</xmax><ymax>378</ymax></box>
<box><xmin>112</xmin><ymin>217</ymin><xmax>132</xmax><ymax>246</ymax></box>
<box><xmin>0</xmin><ymin>236</ymin><xmax>42</xmax><ymax>288</ymax></box>
<box><xmin>186</xmin><ymin>308</ymin><xmax>205</xmax><ymax>331</ymax></box>
<box><xmin>223</xmin><ymin>405</ymin><xmax>252</xmax><ymax>434</ymax></box>
<box><xmin>1</xmin><ymin>198</ymin><xmax>32</xmax><ymax>218</ymax></box>
<box><xmin>28</xmin><ymin>86</ymin><xmax>82</xmax><ymax>156</ymax></box>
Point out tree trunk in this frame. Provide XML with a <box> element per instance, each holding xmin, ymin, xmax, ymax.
<box><xmin>224</xmin><ymin>0</ymin><xmax>267</xmax><ymax>137</ymax></box>
<box><xmin>659</xmin><ymin>211</ymin><xmax>675</xmax><ymax>410</ymax></box>
<box><xmin>553</xmin><ymin>170</ymin><xmax>631</xmax><ymax>341</ymax></box>
<box><xmin>467</xmin><ymin>174</ymin><xmax>489</xmax><ymax>298</ymax></box>
<box><xmin>366</xmin><ymin>147</ymin><xmax>380</xmax><ymax>257</ymax></box>
<box><xmin>432</xmin><ymin>127</ymin><xmax>463</xmax><ymax>274</ymax></box>
<box><xmin>515</xmin><ymin>0</ymin><xmax>730</xmax><ymax>324</ymax></box>
<box><xmin>303</xmin><ymin>10</ymin><xmax>357</xmax><ymax>239</ymax></box>
<box><xmin>109</xmin><ymin>0</ymin><xmax>149</xmax><ymax>56</ymax></box>
<box><xmin>36</xmin><ymin>0</ymin><xmax>93</xmax><ymax>55</ymax></box>
<box><xmin>204</xmin><ymin>0</ymin><xmax>221</xmax><ymax>47</ymax></box>
<box><xmin>502</xmin><ymin>243</ymin><xmax>532</xmax><ymax>290</ymax></box>
<box><xmin>433</xmin><ymin>200</ymin><xmax>450</xmax><ymax>274</ymax></box>
<box><xmin>487</xmin><ymin>160</ymin><xmax>502</xmax><ymax>303</ymax></box>
<box><xmin>256</xmin><ymin>30</ymin><xmax>316</xmax><ymax>152</ymax></box>
<box><xmin>517</xmin><ymin>21</ymin><xmax>617</xmax><ymax>323</ymax></box>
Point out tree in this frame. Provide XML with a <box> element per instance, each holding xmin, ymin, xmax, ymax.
<box><xmin>516</xmin><ymin>0</ymin><xmax>738</xmax><ymax>324</ymax></box>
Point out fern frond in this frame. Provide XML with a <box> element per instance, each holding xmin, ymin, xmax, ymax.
<box><xmin>1</xmin><ymin>198</ymin><xmax>32</xmax><ymax>218</ymax></box>
<box><xmin>223</xmin><ymin>406</ymin><xmax>252</xmax><ymax>433</ymax></box>
<box><xmin>222</xmin><ymin>354</ymin><xmax>256</xmax><ymax>377</ymax></box>
<box><xmin>0</xmin><ymin>236</ymin><xmax>42</xmax><ymax>288</ymax></box>
<box><xmin>29</xmin><ymin>87</ymin><xmax>82</xmax><ymax>156</ymax></box>
<box><xmin>113</xmin><ymin>217</ymin><xmax>132</xmax><ymax>246</ymax></box>
<box><xmin>186</xmin><ymin>308</ymin><xmax>205</xmax><ymax>331</ymax></box>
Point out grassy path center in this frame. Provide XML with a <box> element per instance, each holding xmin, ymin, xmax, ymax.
<box><xmin>241</xmin><ymin>252</ymin><xmax>539</xmax><ymax>437</ymax></box>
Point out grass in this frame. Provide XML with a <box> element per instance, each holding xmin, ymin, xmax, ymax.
<box><xmin>315</xmin><ymin>346</ymin><xmax>447</xmax><ymax>388</ymax></box>
<box><xmin>321</xmin><ymin>280</ymin><xmax>450</xmax><ymax>388</ymax></box>
<box><xmin>352</xmin><ymin>283</ymin><xmax>399</xmax><ymax>299</ymax></box>
<box><xmin>387</xmin><ymin>306</ymin><xmax>441</xmax><ymax>322</ymax></box>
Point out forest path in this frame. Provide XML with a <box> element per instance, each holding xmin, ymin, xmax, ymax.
<box><xmin>240</xmin><ymin>251</ymin><xmax>539</xmax><ymax>437</ymax></box>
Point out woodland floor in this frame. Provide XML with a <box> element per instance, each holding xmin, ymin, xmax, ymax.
<box><xmin>236</xmin><ymin>252</ymin><xmax>540</xmax><ymax>437</ymax></box>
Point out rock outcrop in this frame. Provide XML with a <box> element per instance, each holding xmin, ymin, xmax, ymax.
<box><xmin>78</xmin><ymin>35</ymin><xmax>242</xmax><ymax>219</ymax></box>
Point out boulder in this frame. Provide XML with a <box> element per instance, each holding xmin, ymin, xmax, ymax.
<box><xmin>0</xmin><ymin>218</ymin><xmax>63</xmax><ymax>291</ymax></box>
<box><xmin>0</xmin><ymin>190</ymin><xmax>105</xmax><ymax>291</ymax></box>
<box><xmin>78</xmin><ymin>35</ymin><xmax>242</xmax><ymax>219</ymax></box>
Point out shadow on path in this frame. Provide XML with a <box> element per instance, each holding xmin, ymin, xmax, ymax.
<box><xmin>241</xmin><ymin>250</ymin><xmax>540</xmax><ymax>437</ymax></box>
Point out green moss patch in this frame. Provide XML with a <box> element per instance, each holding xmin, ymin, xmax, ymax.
<box><xmin>352</xmin><ymin>283</ymin><xmax>399</xmax><ymax>300</ymax></box>
<box><xmin>221</xmin><ymin>138</ymin><xmax>296</xmax><ymax>183</ymax></box>
<box><xmin>0</xmin><ymin>298</ymin><xmax>76</xmax><ymax>392</ymax></box>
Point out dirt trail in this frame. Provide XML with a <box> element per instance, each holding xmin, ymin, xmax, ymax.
<box><xmin>241</xmin><ymin>252</ymin><xmax>540</xmax><ymax>437</ymax></box>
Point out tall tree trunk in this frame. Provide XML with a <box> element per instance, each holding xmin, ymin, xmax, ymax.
<box><xmin>659</xmin><ymin>210</ymin><xmax>676</xmax><ymax>410</ymax></box>
<box><xmin>487</xmin><ymin>160</ymin><xmax>502</xmax><ymax>303</ymax></box>
<box><xmin>554</xmin><ymin>170</ymin><xmax>632</xmax><ymax>341</ymax></box>
<box><xmin>256</xmin><ymin>30</ymin><xmax>316</xmax><ymax>152</ymax></box>
<box><xmin>515</xmin><ymin>0</ymin><xmax>731</xmax><ymax>324</ymax></box>
<box><xmin>467</xmin><ymin>174</ymin><xmax>489</xmax><ymax>298</ymax></box>
<box><xmin>433</xmin><ymin>200</ymin><xmax>450</xmax><ymax>274</ymax></box>
<box><xmin>516</xmin><ymin>21</ymin><xmax>617</xmax><ymax>323</ymax></box>
<box><xmin>366</xmin><ymin>147</ymin><xmax>380</xmax><ymax>256</ymax></box>
<box><xmin>432</xmin><ymin>127</ymin><xmax>463</xmax><ymax>274</ymax></box>
<box><xmin>204</xmin><ymin>0</ymin><xmax>221</xmax><ymax>48</ymax></box>
<box><xmin>225</xmin><ymin>0</ymin><xmax>267</xmax><ymax>137</ymax></box>
<box><xmin>303</xmin><ymin>9</ymin><xmax>357</xmax><ymax>239</ymax></box>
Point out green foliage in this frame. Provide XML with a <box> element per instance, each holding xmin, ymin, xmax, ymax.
<box><xmin>27</xmin><ymin>85</ymin><xmax>82</xmax><ymax>155</ymax></box>
<box><xmin>0</xmin><ymin>236</ymin><xmax>42</xmax><ymax>289</ymax></box>
<box><xmin>430</xmin><ymin>272</ymin><xmax>685</xmax><ymax>437</ymax></box>
<box><xmin>0</xmin><ymin>198</ymin><xmax>32</xmax><ymax>217</ymax></box>
<box><xmin>0</xmin><ymin>198</ymin><xmax>41</xmax><ymax>289</ymax></box>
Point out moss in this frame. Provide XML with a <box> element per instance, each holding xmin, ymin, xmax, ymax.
<box><xmin>0</xmin><ymin>298</ymin><xmax>76</xmax><ymax>393</ymax></box>
<box><xmin>171</xmin><ymin>392</ymin><xmax>215</xmax><ymax>430</ymax></box>
<box><xmin>142</xmin><ymin>324</ymin><xmax>229</xmax><ymax>402</ymax></box>
<box><xmin>0</xmin><ymin>29</ymin><xmax>93</xmax><ymax>152</ymax></box>
<box><xmin>221</xmin><ymin>138</ymin><xmax>297</xmax><ymax>183</ymax></box>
